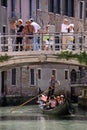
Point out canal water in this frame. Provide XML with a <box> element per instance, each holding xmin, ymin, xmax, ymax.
<box><xmin>0</xmin><ymin>104</ymin><xmax>87</xmax><ymax>130</ymax></box>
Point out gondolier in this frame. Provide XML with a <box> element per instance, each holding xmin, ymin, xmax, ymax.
<box><xmin>47</xmin><ymin>75</ymin><xmax>60</xmax><ymax>100</ymax></box>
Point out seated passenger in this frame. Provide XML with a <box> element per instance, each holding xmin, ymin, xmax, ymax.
<box><xmin>60</xmin><ymin>95</ymin><xmax>65</xmax><ymax>103</ymax></box>
<box><xmin>49</xmin><ymin>95</ymin><xmax>57</xmax><ymax>108</ymax></box>
<box><xmin>41</xmin><ymin>94</ymin><xmax>47</xmax><ymax>103</ymax></box>
<box><xmin>44</xmin><ymin>100</ymin><xmax>50</xmax><ymax>109</ymax></box>
<box><xmin>57</xmin><ymin>96</ymin><xmax>62</xmax><ymax>104</ymax></box>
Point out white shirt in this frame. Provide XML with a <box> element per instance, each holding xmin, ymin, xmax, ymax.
<box><xmin>69</xmin><ymin>29</ymin><xmax>74</xmax><ymax>33</ymax></box>
<box><xmin>31</xmin><ymin>21</ymin><xmax>41</xmax><ymax>33</ymax></box>
<box><xmin>68</xmin><ymin>29</ymin><xmax>74</xmax><ymax>36</ymax></box>
<box><xmin>61</xmin><ymin>23</ymin><xmax>68</xmax><ymax>33</ymax></box>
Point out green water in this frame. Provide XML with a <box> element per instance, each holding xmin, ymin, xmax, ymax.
<box><xmin>0</xmin><ymin>105</ymin><xmax>87</xmax><ymax>130</ymax></box>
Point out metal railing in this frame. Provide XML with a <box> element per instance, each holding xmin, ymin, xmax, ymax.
<box><xmin>0</xmin><ymin>32</ymin><xmax>86</xmax><ymax>53</ymax></box>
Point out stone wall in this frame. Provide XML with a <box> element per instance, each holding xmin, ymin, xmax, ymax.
<box><xmin>0</xmin><ymin>63</ymin><xmax>80</xmax><ymax>98</ymax></box>
<box><xmin>0</xmin><ymin>95</ymin><xmax>37</xmax><ymax>106</ymax></box>
<box><xmin>36</xmin><ymin>0</ymin><xmax>84</xmax><ymax>32</ymax></box>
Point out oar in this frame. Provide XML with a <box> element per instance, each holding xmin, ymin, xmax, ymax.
<box><xmin>10</xmin><ymin>88</ymin><xmax>48</xmax><ymax>113</ymax></box>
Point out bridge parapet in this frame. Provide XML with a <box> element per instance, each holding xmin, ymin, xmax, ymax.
<box><xmin>0</xmin><ymin>32</ymin><xmax>86</xmax><ymax>69</ymax></box>
<box><xmin>0</xmin><ymin>32</ymin><xmax>86</xmax><ymax>54</ymax></box>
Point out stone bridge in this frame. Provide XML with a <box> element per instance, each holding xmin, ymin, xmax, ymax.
<box><xmin>0</xmin><ymin>50</ymin><xmax>85</xmax><ymax>71</ymax></box>
<box><xmin>0</xmin><ymin>32</ymin><xmax>86</xmax><ymax>70</ymax></box>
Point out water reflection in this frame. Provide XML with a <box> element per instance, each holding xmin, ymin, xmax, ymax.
<box><xmin>0</xmin><ymin>104</ymin><xmax>87</xmax><ymax>130</ymax></box>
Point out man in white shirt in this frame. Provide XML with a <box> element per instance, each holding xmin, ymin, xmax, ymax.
<box><xmin>67</xmin><ymin>24</ymin><xmax>74</xmax><ymax>50</ymax></box>
<box><xmin>61</xmin><ymin>18</ymin><xmax>69</xmax><ymax>50</ymax></box>
<box><xmin>30</xmin><ymin>18</ymin><xmax>41</xmax><ymax>50</ymax></box>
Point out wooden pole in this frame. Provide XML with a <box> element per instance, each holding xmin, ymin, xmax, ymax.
<box><xmin>10</xmin><ymin>89</ymin><xmax>48</xmax><ymax>113</ymax></box>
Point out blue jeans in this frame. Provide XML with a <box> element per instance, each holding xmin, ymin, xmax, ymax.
<box><xmin>67</xmin><ymin>41</ymin><xmax>73</xmax><ymax>50</ymax></box>
<box><xmin>32</xmin><ymin>36</ymin><xmax>39</xmax><ymax>50</ymax></box>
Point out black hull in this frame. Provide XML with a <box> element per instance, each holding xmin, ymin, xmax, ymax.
<box><xmin>40</xmin><ymin>100</ymin><xmax>70</xmax><ymax>115</ymax></box>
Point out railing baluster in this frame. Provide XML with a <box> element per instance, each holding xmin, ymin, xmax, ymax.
<box><xmin>8</xmin><ymin>37</ymin><xmax>12</xmax><ymax>52</ymax></box>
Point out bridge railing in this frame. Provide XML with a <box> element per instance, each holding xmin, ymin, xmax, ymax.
<box><xmin>0</xmin><ymin>32</ymin><xmax>86</xmax><ymax>53</ymax></box>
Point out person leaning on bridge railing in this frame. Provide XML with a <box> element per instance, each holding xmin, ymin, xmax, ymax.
<box><xmin>16</xmin><ymin>19</ymin><xmax>24</xmax><ymax>51</ymax></box>
<box><xmin>61</xmin><ymin>18</ymin><xmax>69</xmax><ymax>50</ymax></box>
<box><xmin>67</xmin><ymin>24</ymin><xmax>74</xmax><ymax>50</ymax></box>
<box><xmin>29</xmin><ymin>18</ymin><xmax>41</xmax><ymax>51</ymax></box>
<box><xmin>21</xmin><ymin>20</ymin><xmax>35</xmax><ymax>51</ymax></box>
<box><xmin>43</xmin><ymin>25</ymin><xmax>50</xmax><ymax>50</ymax></box>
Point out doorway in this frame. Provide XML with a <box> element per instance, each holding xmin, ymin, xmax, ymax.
<box><xmin>1</xmin><ymin>71</ymin><xmax>7</xmax><ymax>96</ymax></box>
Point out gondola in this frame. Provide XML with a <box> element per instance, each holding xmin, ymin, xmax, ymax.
<box><xmin>38</xmin><ymin>96</ymin><xmax>72</xmax><ymax>115</ymax></box>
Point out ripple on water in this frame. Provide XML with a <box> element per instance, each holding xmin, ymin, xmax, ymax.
<box><xmin>0</xmin><ymin>105</ymin><xmax>87</xmax><ymax>121</ymax></box>
<box><xmin>0</xmin><ymin>105</ymin><xmax>87</xmax><ymax>130</ymax></box>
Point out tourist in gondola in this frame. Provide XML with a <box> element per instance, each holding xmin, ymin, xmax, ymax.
<box><xmin>60</xmin><ymin>95</ymin><xmax>65</xmax><ymax>103</ymax></box>
<box><xmin>48</xmin><ymin>95</ymin><xmax>57</xmax><ymax>109</ymax></box>
<box><xmin>57</xmin><ymin>96</ymin><xmax>62</xmax><ymax>104</ymax></box>
<box><xmin>47</xmin><ymin>75</ymin><xmax>60</xmax><ymax>100</ymax></box>
<box><xmin>43</xmin><ymin>95</ymin><xmax>57</xmax><ymax>109</ymax></box>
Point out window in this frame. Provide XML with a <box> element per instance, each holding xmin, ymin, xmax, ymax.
<box><xmin>79</xmin><ymin>1</ymin><xmax>83</xmax><ymax>19</ymax></box>
<box><xmin>65</xmin><ymin>70</ymin><xmax>68</xmax><ymax>80</ymax></box>
<box><xmin>54</xmin><ymin>0</ymin><xmax>60</xmax><ymax>14</ymax></box>
<box><xmin>1</xmin><ymin>71</ymin><xmax>7</xmax><ymax>94</ymax></box>
<box><xmin>11</xmin><ymin>0</ymin><xmax>15</xmax><ymax>12</ymax></box>
<box><xmin>36</xmin><ymin>0</ymin><xmax>40</xmax><ymax>9</ymax></box>
<box><xmin>64</xmin><ymin>0</ymin><xmax>68</xmax><ymax>16</ymax></box>
<box><xmin>48</xmin><ymin>0</ymin><xmax>54</xmax><ymax>12</ymax></box>
<box><xmin>48</xmin><ymin>0</ymin><xmax>61</xmax><ymax>14</ymax></box>
<box><xmin>3</xmin><ymin>25</ymin><xmax>5</xmax><ymax>33</ymax></box>
<box><xmin>57</xmin><ymin>0</ymin><xmax>60</xmax><ymax>14</ymax></box>
<box><xmin>86</xmin><ymin>10</ymin><xmax>87</xmax><ymax>18</ymax></box>
<box><xmin>30</xmin><ymin>69</ymin><xmax>35</xmax><ymax>85</ymax></box>
<box><xmin>70</xmin><ymin>0</ymin><xmax>74</xmax><ymax>17</ymax></box>
<box><xmin>29</xmin><ymin>0</ymin><xmax>32</xmax><ymax>17</ymax></box>
<box><xmin>1</xmin><ymin>0</ymin><xmax>7</xmax><ymax>7</ymax></box>
<box><xmin>86</xmin><ymin>0</ymin><xmax>87</xmax><ymax>17</ymax></box>
<box><xmin>12</xmin><ymin>68</ymin><xmax>16</xmax><ymax>85</ymax></box>
<box><xmin>11</xmin><ymin>0</ymin><xmax>16</xmax><ymax>17</ymax></box>
<box><xmin>70</xmin><ymin>69</ymin><xmax>77</xmax><ymax>83</ymax></box>
<box><xmin>64</xmin><ymin>0</ymin><xmax>74</xmax><ymax>17</ymax></box>
<box><xmin>86</xmin><ymin>0</ymin><xmax>87</xmax><ymax>7</ymax></box>
<box><xmin>38</xmin><ymin>69</ymin><xmax>41</xmax><ymax>79</ymax></box>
